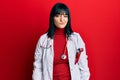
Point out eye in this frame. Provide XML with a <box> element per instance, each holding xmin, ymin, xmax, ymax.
<box><xmin>64</xmin><ymin>15</ymin><xmax>68</xmax><ymax>17</ymax></box>
<box><xmin>55</xmin><ymin>14</ymin><xmax>60</xmax><ymax>17</ymax></box>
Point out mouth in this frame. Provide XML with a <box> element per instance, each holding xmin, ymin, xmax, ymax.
<box><xmin>59</xmin><ymin>23</ymin><xmax>65</xmax><ymax>25</ymax></box>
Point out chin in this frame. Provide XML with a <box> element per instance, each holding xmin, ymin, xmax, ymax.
<box><xmin>58</xmin><ymin>25</ymin><xmax>66</xmax><ymax>28</ymax></box>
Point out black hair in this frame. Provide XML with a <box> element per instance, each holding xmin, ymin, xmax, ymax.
<box><xmin>47</xmin><ymin>3</ymin><xmax>73</xmax><ymax>39</ymax></box>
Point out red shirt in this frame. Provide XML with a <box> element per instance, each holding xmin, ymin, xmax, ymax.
<box><xmin>53</xmin><ymin>28</ymin><xmax>71</xmax><ymax>80</ymax></box>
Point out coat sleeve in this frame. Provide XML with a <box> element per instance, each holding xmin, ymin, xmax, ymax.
<box><xmin>77</xmin><ymin>33</ymin><xmax>90</xmax><ymax>80</ymax></box>
<box><xmin>32</xmin><ymin>37</ymin><xmax>43</xmax><ymax>80</ymax></box>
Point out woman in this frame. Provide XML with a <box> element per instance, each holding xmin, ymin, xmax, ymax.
<box><xmin>32</xmin><ymin>3</ymin><xmax>90</xmax><ymax>80</ymax></box>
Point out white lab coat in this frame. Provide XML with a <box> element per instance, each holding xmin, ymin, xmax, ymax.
<box><xmin>32</xmin><ymin>32</ymin><xmax>90</xmax><ymax>80</ymax></box>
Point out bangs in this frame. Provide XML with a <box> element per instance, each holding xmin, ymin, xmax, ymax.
<box><xmin>54</xmin><ymin>9</ymin><xmax>69</xmax><ymax>15</ymax></box>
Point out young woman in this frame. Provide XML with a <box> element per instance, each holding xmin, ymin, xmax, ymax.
<box><xmin>32</xmin><ymin>3</ymin><xmax>90</xmax><ymax>80</ymax></box>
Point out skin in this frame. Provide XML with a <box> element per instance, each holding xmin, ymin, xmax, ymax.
<box><xmin>54</xmin><ymin>13</ymin><xmax>68</xmax><ymax>28</ymax></box>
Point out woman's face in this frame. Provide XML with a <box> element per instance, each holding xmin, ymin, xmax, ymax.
<box><xmin>54</xmin><ymin>13</ymin><xmax>68</xmax><ymax>28</ymax></box>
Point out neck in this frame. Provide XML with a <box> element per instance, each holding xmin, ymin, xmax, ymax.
<box><xmin>54</xmin><ymin>27</ymin><xmax>65</xmax><ymax>35</ymax></box>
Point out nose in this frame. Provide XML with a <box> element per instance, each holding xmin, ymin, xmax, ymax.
<box><xmin>60</xmin><ymin>15</ymin><xmax>63</xmax><ymax>22</ymax></box>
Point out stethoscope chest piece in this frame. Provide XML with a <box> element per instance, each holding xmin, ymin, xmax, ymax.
<box><xmin>61</xmin><ymin>54</ymin><xmax>67</xmax><ymax>60</ymax></box>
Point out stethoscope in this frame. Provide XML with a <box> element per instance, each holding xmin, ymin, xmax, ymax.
<box><xmin>60</xmin><ymin>37</ymin><xmax>84</xmax><ymax>60</ymax></box>
<box><xmin>40</xmin><ymin>36</ymin><xmax>84</xmax><ymax>61</ymax></box>
<box><xmin>60</xmin><ymin>37</ymin><xmax>68</xmax><ymax>60</ymax></box>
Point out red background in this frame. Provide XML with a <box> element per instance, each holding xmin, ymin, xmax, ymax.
<box><xmin>0</xmin><ymin>0</ymin><xmax>120</xmax><ymax>80</ymax></box>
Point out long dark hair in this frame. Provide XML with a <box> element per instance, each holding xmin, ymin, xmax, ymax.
<box><xmin>47</xmin><ymin>3</ymin><xmax>73</xmax><ymax>39</ymax></box>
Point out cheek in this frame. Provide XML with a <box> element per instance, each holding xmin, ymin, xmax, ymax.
<box><xmin>65</xmin><ymin>19</ymin><xmax>68</xmax><ymax>23</ymax></box>
<box><xmin>54</xmin><ymin>19</ymin><xmax>59</xmax><ymax>26</ymax></box>
<box><xmin>54</xmin><ymin>18</ymin><xmax>59</xmax><ymax>23</ymax></box>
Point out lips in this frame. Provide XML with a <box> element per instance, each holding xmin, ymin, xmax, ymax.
<box><xmin>59</xmin><ymin>23</ymin><xmax>65</xmax><ymax>25</ymax></box>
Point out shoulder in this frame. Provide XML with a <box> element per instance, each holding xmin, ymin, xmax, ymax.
<box><xmin>39</xmin><ymin>33</ymin><xmax>48</xmax><ymax>39</ymax></box>
<box><xmin>71</xmin><ymin>32</ymin><xmax>82</xmax><ymax>39</ymax></box>
<box><xmin>70</xmin><ymin>32</ymin><xmax>85</xmax><ymax>45</ymax></box>
<box><xmin>37</xmin><ymin>33</ymin><xmax>48</xmax><ymax>44</ymax></box>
